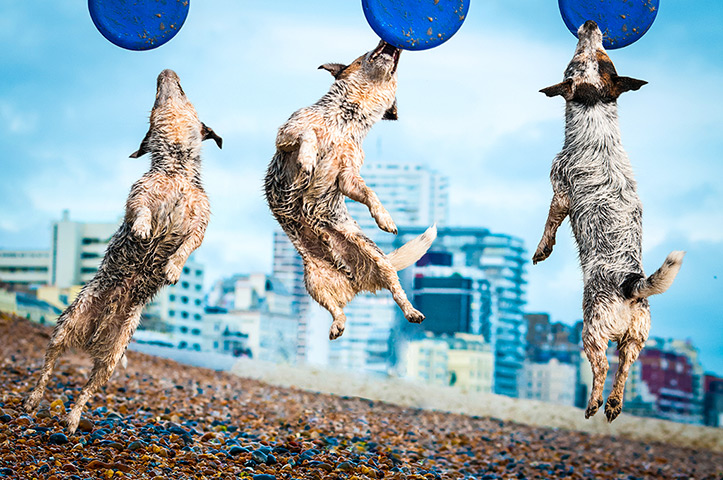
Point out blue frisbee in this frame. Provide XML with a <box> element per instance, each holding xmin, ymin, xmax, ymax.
<box><xmin>88</xmin><ymin>0</ymin><xmax>190</xmax><ymax>51</ymax></box>
<box><xmin>559</xmin><ymin>0</ymin><xmax>659</xmax><ymax>49</ymax></box>
<box><xmin>362</xmin><ymin>0</ymin><xmax>470</xmax><ymax>51</ymax></box>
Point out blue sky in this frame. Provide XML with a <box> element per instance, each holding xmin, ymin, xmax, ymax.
<box><xmin>1</xmin><ymin>2</ymin><xmax>721</xmax><ymax>372</ymax></box>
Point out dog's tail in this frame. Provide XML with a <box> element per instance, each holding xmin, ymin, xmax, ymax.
<box><xmin>622</xmin><ymin>251</ymin><xmax>685</xmax><ymax>299</ymax></box>
<box><xmin>387</xmin><ymin>225</ymin><xmax>437</xmax><ymax>271</ymax></box>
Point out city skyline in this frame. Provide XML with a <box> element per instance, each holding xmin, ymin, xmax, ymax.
<box><xmin>1</xmin><ymin>2</ymin><xmax>721</xmax><ymax>373</ymax></box>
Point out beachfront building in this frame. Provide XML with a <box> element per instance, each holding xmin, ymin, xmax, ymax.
<box><xmin>0</xmin><ymin>250</ymin><xmax>51</xmax><ymax>288</ymax></box>
<box><xmin>205</xmin><ymin>273</ymin><xmax>298</xmax><ymax>363</ymax></box>
<box><xmin>405</xmin><ymin>332</ymin><xmax>494</xmax><ymax>393</ymax></box>
<box><xmin>395</xmin><ymin>227</ymin><xmax>527</xmax><ymax>398</ymax></box>
<box><xmin>518</xmin><ymin>358</ymin><xmax>577</xmax><ymax>406</ymax></box>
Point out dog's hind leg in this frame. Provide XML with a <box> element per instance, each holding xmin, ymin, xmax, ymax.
<box><xmin>337</xmin><ymin>222</ymin><xmax>424</xmax><ymax>324</ymax></box>
<box><xmin>582</xmin><ymin>298</ymin><xmax>609</xmax><ymax>419</ymax></box>
<box><xmin>303</xmin><ymin>258</ymin><xmax>354</xmax><ymax>340</ymax></box>
<box><xmin>605</xmin><ymin>302</ymin><xmax>649</xmax><ymax>422</ymax></box>
<box><xmin>62</xmin><ymin>306</ymin><xmax>141</xmax><ymax>434</ymax></box>
<box><xmin>533</xmin><ymin>190</ymin><xmax>569</xmax><ymax>264</ymax></box>
<box><xmin>23</xmin><ymin>308</ymin><xmax>79</xmax><ymax>413</ymax></box>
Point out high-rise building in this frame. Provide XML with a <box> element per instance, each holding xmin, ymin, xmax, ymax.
<box><xmin>410</xmin><ymin>251</ymin><xmax>493</xmax><ymax>337</ymax></box>
<box><xmin>396</xmin><ymin>227</ymin><xmax>527</xmax><ymax>397</ymax></box>
<box><xmin>344</xmin><ymin>163</ymin><xmax>449</xmax><ymax>235</ymax></box>
<box><xmin>272</xmin><ymin>231</ymin><xmax>310</xmax><ymax>361</ymax></box>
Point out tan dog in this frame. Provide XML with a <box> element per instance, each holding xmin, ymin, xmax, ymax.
<box><xmin>265</xmin><ymin>41</ymin><xmax>436</xmax><ymax>340</ymax></box>
<box><xmin>23</xmin><ymin>69</ymin><xmax>221</xmax><ymax>433</ymax></box>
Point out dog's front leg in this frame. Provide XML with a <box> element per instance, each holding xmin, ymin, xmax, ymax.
<box><xmin>338</xmin><ymin>156</ymin><xmax>397</xmax><ymax>234</ymax></box>
<box><xmin>165</xmin><ymin>199</ymin><xmax>210</xmax><ymax>284</ymax></box>
<box><xmin>277</xmin><ymin>127</ymin><xmax>318</xmax><ymax>175</ymax></box>
<box><xmin>128</xmin><ymin>195</ymin><xmax>153</xmax><ymax>239</ymax></box>
<box><xmin>533</xmin><ymin>191</ymin><xmax>569</xmax><ymax>264</ymax></box>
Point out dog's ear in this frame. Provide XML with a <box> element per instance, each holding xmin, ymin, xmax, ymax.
<box><xmin>612</xmin><ymin>76</ymin><xmax>647</xmax><ymax>97</ymax></box>
<box><xmin>383</xmin><ymin>99</ymin><xmax>398</xmax><ymax>121</ymax></box>
<box><xmin>202</xmin><ymin>123</ymin><xmax>223</xmax><ymax>149</ymax></box>
<box><xmin>129</xmin><ymin>129</ymin><xmax>151</xmax><ymax>158</ymax></box>
<box><xmin>318</xmin><ymin>63</ymin><xmax>347</xmax><ymax>78</ymax></box>
<box><xmin>540</xmin><ymin>79</ymin><xmax>573</xmax><ymax>100</ymax></box>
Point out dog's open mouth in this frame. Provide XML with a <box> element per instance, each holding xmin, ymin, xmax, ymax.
<box><xmin>372</xmin><ymin>40</ymin><xmax>401</xmax><ymax>73</ymax></box>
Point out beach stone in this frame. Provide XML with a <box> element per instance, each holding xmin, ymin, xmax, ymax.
<box><xmin>77</xmin><ymin>418</ymin><xmax>94</xmax><ymax>432</ymax></box>
<box><xmin>47</xmin><ymin>432</ymin><xmax>69</xmax><ymax>445</ymax></box>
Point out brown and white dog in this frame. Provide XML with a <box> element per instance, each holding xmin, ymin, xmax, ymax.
<box><xmin>265</xmin><ymin>41</ymin><xmax>436</xmax><ymax>340</ymax></box>
<box><xmin>533</xmin><ymin>21</ymin><xmax>684</xmax><ymax>422</ymax></box>
<box><xmin>23</xmin><ymin>69</ymin><xmax>221</xmax><ymax>433</ymax></box>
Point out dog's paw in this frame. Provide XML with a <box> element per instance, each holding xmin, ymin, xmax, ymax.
<box><xmin>604</xmin><ymin>397</ymin><xmax>622</xmax><ymax>422</ymax></box>
<box><xmin>23</xmin><ymin>392</ymin><xmax>42</xmax><ymax>413</ymax></box>
<box><xmin>405</xmin><ymin>309</ymin><xmax>425</xmax><ymax>324</ymax></box>
<box><xmin>329</xmin><ymin>322</ymin><xmax>345</xmax><ymax>340</ymax></box>
<box><xmin>584</xmin><ymin>398</ymin><xmax>603</xmax><ymax>419</ymax></box>
<box><xmin>61</xmin><ymin>410</ymin><xmax>81</xmax><ymax>435</ymax></box>
<box><xmin>131</xmin><ymin>215</ymin><xmax>152</xmax><ymax>240</ymax></box>
<box><xmin>374</xmin><ymin>209</ymin><xmax>397</xmax><ymax>235</ymax></box>
<box><xmin>165</xmin><ymin>261</ymin><xmax>182</xmax><ymax>285</ymax></box>
<box><xmin>532</xmin><ymin>244</ymin><xmax>552</xmax><ymax>264</ymax></box>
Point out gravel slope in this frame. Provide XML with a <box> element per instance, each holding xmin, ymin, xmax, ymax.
<box><xmin>1</xmin><ymin>313</ymin><xmax>721</xmax><ymax>480</ymax></box>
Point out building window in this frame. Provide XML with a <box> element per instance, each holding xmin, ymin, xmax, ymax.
<box><xmin>169</xmin><ymin>310</ymin><xmax>175</xmax><ymax>317</ymax></box>
<box><xmin>191</xmin><ymin>329</ymin><xmax>200</xmax><ymax>336</ymax></box>
<box><xmin>169</xmin><ymin>295</ymin><xmax>176</xmax><ymax>301</ymax></box>
<box><xmin>181</xmin><ymin>311</ymin><xmax>189</xmax><ymax>319</ymax></box>
<box><xmin>195</xmin><ymin>285</ymin><xmax>202</xmax><ymax>291</ymax></box>
<box><xmin>181</xmin><ymin>281</ymin><xmax>190</xmax><ymax>289</ymax></box>
<box><xmin>181</xmin><ymin>296</ymin><xmax>189</xmax><ymax>304</ymax></box>
<box><xmin>195</xmin><ymin>299</ymin><xmax>202</xmax><ymax>306</ymax></box>
<box><xmin>194</xmin><ymin>314</ymin><xmax>202</xmax><ymax>321</ymax></box>
<box><xmin>180</xmin><ymin>326</ymin><xmax>188</xmax><ymax>333</ymax></box>
<box><xmin>195</xmin><ymin>270</ymin><xmax>202</xmax><ymax>277</ymax></box>
<box><xmin>183</xmin><ymin>267</ymin><xmax>190</xmax><ymax>274</ymax></box>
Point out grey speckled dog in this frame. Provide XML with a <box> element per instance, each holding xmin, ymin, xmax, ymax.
<box><xmin>533</xmin><ymin>21</ymin><xmax>684</xmax><ymax>422</ymax></box>
<box><xmin>23</xmin><ymin>69</ymin><xmax>221</xmax><ymax>433</ymax></box>
<box><xmin>265</xmin><ymin>41</ymin><xmax>436</xmax><ymax>340</ymax></box>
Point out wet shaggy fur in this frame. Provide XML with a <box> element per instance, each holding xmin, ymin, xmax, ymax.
<box><xmin>23</xmin><ymin>69</ymin><xmax>222</xmax><ymax>434</ymax></box>
<box><xmin>533</xmin><ymin>21</ymin><xmax>684</xmax><ymax>422</ymax></box>
<box><xmin>265</xmin><ymin>41</ymin><xmax>436</xmax><ymax>340</ymax></box>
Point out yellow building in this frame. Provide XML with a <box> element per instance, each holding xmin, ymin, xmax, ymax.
<box><xmin>406</xmin><ymin>333</ymin><xmax>494</xmax><ymax>393</ymax></box>
<box><xmin>36</xmin><ymin>285</ymin><xmax>83</xmax><ymax>310</ymax></box>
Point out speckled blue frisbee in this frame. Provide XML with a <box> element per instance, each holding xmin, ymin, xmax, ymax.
<box><xmin>88</xmin><ymin>0</ymin><xmax>190</xmax><ymax>51</ymax></box>
<box><xmin>362</xmin><ymin>0</ymin><xmax>470</xmax><ymax>51</ymax></box>
<box><xmin>559</xmin><ymin>0</ymin><xmax>660</xmax><ymax>49</ymax></box>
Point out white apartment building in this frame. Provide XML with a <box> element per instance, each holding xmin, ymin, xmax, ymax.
<box><xmin>205</xmin><ymin>273</ymin><xmax>298</xmax><ymax>364</ymax></box>
<box><xmin>518</xmin><ymin>358</ymin><xmax>577</xmax><ymax>406</ymax></box>
<box><xmin>0</xmin><ymin>250</ymin><xmax>50</xmax><ymax>286</ymax></box>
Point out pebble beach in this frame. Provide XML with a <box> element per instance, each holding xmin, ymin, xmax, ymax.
<box><xmin>1</xmin><ymin>313</ymin><xmax>721</xmax><ymax>480</ymax></box>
